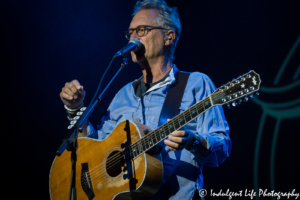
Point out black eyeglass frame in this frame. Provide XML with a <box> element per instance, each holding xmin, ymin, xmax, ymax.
<box><xmin>124</xmin><ymin>25</ymin><xmax>166</xmax><ymax>40</ymax></box>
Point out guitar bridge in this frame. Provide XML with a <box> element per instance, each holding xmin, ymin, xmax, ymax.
<box><xmin>81</xmin><ymin>163</ymin><xmax>95</xmax><ymax>200</ymax></box>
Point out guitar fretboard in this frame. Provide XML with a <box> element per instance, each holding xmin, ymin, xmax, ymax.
<box><xmin>123</xmin><ymin>95</ymin><xmax>214</xmax><ymax>163</ymax></box>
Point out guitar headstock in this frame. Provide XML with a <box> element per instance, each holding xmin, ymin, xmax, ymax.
<box><xmin>212</xmin><ymin>70</ymin><xmax>261</xmax><ymax>108</ymax></box>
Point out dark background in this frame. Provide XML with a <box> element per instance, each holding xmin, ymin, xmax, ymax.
<box><xmin>2</xmin><ymin>0</ymin><xmax>300</xmax><ymax>199</ymax></box>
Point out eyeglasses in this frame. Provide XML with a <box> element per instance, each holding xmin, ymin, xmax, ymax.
<box><xmin>124</xmin><ymin>25</ymin><xmax>165</xmax><ymax>40</ymax></box>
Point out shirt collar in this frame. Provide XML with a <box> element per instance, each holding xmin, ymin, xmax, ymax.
<box><xmin>132</xmin><ymin>65</ymin><xmax>178</xmax><ymax>95</ymax></box>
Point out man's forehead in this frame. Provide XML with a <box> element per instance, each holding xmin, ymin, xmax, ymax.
<box><xmin>129</xmin><ymin>9</ymin><xmax>159</xmax><ymax>28</ymax></box>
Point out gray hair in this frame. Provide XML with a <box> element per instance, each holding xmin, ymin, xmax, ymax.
<box><xmin>133</xmin><ymin>0</ymin><xmax>181</xmax><ymax>63</ymax></box>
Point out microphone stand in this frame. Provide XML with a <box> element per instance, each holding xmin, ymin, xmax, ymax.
<box><xmin>55</xmin><ymin>57</ymin><xmax>128</xmax><ymax>200</ymax></box>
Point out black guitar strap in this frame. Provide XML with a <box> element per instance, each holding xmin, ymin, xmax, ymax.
<box><xmin>158</xmin><ymin>70</ymin><xmax>190</xmax><ymax>127</ymax></box>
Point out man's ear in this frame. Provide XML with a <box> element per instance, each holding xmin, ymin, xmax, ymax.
<box><xmin>165</xmin><ymin>30</ymin><xmax>175</xmax><ymax>46</ymax></box>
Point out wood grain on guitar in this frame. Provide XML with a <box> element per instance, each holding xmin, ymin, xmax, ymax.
<box><xmin>50</xmin><ymin>70</ymin><xmax>261</xmax><ymax>200</ymax></box>
<box><xmin>50</xmin><ymin>120</ymin><xmax>163</xmax><ymax>200</ymax></box>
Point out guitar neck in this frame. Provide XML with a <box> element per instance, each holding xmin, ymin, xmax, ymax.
<box><xmin>123</xmin><ymin>70</ymin><xmax>261</xmax><ymax>162</ymax></box>
<box><xmin>124</xmin><ymin>94</ymin><xmax>215</xmax><ymax>162</ymax></box>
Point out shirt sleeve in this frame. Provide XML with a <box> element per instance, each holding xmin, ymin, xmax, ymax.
<box><xmin>86</xmin><ymin>93</ymin><xmax>121</xmax><ymax>140</ymax></box>
<box><xmin>187</xmin><ymin>73</ymin><xmax>232</xmax><ymax>167</ymax></box>
<box><xmin>86</xmin><ymin>112</ymin><xmax>118</xmax><ymax>140</ymax></box>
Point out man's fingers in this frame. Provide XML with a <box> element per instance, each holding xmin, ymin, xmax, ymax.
<box><xmin>63</xmin><ymin>87</ymin><xmax>76</xmax><ymax>97</ymax></box>
<box><xmin>66</xmin><ymin>82</ymin><xmax>78</xmax><ymax>94</ymax></box>
<box><xmin>164</xmin><ymin>139</ymin><xmax>184</xmax><ymax>150</ymax></box>
<box><xmin>71</xmin><ymin>79</ymin><xmax>81</xmax><ymax>90</ymax></box>
<box><xmin>171</xmin><ymin>130</ymin><xmax>188</xmax><ymax>137</ymax></box>
<box><xmin>78</xmin><ymin>86</ymin><xmax>84</xmax><ymax>94</ymax></box>
<box><xmin>60</xmin><ymin>91</ymin><xmax>73</xmax><ymax>100</ymax></box>
<box><xmin>168</xmin><ymin>134</ymin><xmax>188</xmax><ymax>144</ymax></box>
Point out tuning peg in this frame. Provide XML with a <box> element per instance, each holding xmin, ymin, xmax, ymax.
<box><xmin>255</xmin><ymin>92</ymin><xmax>260</xmax><ymax>97</ymax></box>
<box><xmin>250</xmin><ymin>94</ymin><xmax>254</xmax><ymax>99</ymax></box>
<box><xmin>227</xmin><ymin>103</ymin><xmax>231</xmax><ymax>109</ymax></box>
<box><xmin>239</xmin><ymin>99</ymin><xmax>243</xmax><ymax>104</ymax></box>
<box><xmin>233</xmin><ymin>93</ymin><xmax>238</xmax><ymax>98</ymax></box>
<box><xmin>232</xmin><ymin>101</ymin><xmax>237</xmax><ymax>107</ymax></box>
<box><xmin>244</xmin><ymin>96</ymin><xmax>249</xmax><ymax>102</ymax></box>
<box><xmin>250</xmin><ymin>86</ymin><xmax>255</xmax><ymax>91</ymax></box>
<box><xmin>222</xmin><ymin>98</ymin><xmax>227</xmax><ymax>103</ymax></box>
<box><xmin>70</xmin><ymin>120</ymin><xmax>77</xmax><ymax>125</ymax></box>
<box><xmin>249</xmin><ymin>69</ymin><xmax>252</xmax><ymax>72</ymax></box>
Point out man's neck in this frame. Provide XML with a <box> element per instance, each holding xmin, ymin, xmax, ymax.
<box><xmin>140</xmin><ymin>56</ymin><xmax>173</xmax><ymax>83</ymax></box>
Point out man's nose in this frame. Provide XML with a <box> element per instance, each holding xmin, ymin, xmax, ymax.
<box><xmin>130</xmin><ymin>30</ymin><xmax>139</xmax><ymax>40</ymax></box>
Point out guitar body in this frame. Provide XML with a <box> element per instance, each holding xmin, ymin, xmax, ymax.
<box><xmin>50</xmin><ymin>70</ymin><xmax>261</xmax><ymax>200</ymax></box>
<box><xmin>50</xmin><ymin>120</ymin><xmax>163</xmax><ymax>200</ymax></box>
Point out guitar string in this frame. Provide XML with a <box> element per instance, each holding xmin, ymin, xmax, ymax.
<box><xmin>72</xmin><ymin>79</ymin><xmax>254</xmax><ymax>186</ymax></box>
<box><xmin>88</xmin><ymin>74</ymin><xmax>252</xmax><ymax>176</ymax></box>
<box><xmin>88</xmin><ymin>94</ymin><xmax>222</xmax><ymax>184</ymax></box>
<box><xmin>82</xmin><ymin>77</ymin><xmax>255</xmax><ymax>183</ymax></box>
<box><xmin>86</xmin><ymin>92</ymin><xmax>222</xmax><ymax>180</ymax></box>
<box><xmin>90</xmin><ymin>88</ymin><xmax>249</xmax><ymax>185</ymax></box>
<box><xmin>86</xmin><ymin>92</ymin><xmax>221</xmax><ymax>181</ymax></box>
<box><xmin>86</xmin><ymin>95</ymin><xmax>214</xmax><ymax>180</ymax></box>
<box><xmin>88</xmin><ymin>97</ymin><xmax>215</xmax><ymax>183</ymax></box>
<box><xmin>122</xmin><ymin>94</ymin><xmax>215</xmax><ymax>157</ymax></box>
<box><xmin>86</xmin><ymin>92</ymin><xmax>221</xmax><ymax>182</ymax></box>
<box><xmin>88</xmin><ymin>119</ymin><xmax>204</xmax><ymax>183</ymax></box>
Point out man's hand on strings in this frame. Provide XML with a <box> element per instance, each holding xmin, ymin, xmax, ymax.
<box><xmin>164</xmin><ymin>119</ymin><xmax>196</xmax><ymax>151</ymax></box>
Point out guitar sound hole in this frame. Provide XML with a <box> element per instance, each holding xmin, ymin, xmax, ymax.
<box><xmin>106</xmin><ymin>151</ymin><xmax>125</xmax><ymax>177</ymax></box>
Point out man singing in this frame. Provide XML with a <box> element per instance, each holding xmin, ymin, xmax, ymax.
<box><xmin>59</xmin><ymin>0</ymin><xmax>231</xmax><ymax>199</ymax></box>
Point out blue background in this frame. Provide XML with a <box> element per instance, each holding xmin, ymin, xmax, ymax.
<box><xmin>2</xmin><ymin>0</ymin><xmax>299</xmax><ymax>199</ymax></box>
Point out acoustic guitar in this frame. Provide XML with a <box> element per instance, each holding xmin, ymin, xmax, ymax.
<box><xmin>50</xmin><ymin>70</ymin><xmax>261</xmax><ymax>200</ymax></box>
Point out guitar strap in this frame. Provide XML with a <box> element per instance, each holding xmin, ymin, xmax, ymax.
<box><xmin>158</xmin><ymin>70</ymin><xmax>190</xmax><ymax>127</ymax></box>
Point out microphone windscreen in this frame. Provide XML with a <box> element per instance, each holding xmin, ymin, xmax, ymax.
<box><xmin>129</xmin><ymin>38</ymin><xmax>141</xmax><ymax>51</ymax></box>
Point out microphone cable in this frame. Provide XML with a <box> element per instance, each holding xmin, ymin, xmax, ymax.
<box><xmin>85</xmin><ymin>57</ymin><xmax>116</xmax><ymax>116</ymax></box>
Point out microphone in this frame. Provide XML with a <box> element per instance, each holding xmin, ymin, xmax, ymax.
<box><xmin>113</xmin><ymin>38</ymin><xmax>141</xmax><ymax>59</ymax></box>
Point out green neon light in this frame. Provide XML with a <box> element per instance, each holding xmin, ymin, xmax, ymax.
<box><xmin>293</xmin><ymin>64</ymin><xmax>300</xmax><ymax>80</ymax></box>
<box><xmin>274</xmin><ymin>36</ymin><xmax>300</xmax><ymax>85</ymax></box>
<box><xmin>253</xmin><ymin>35</ymin><xmax>300</xmax><ymax>199</ymax></box>
<box><xmin>254</xmin><ymin>112</ymin><xmax>266</xmax><ymax>200</ymax></box>
<box><xmin>260</xmin><ymin>80</ymin><xmax>300</xmax><ymax>93</ymax></box>
<box><xmin>252</xmin><ymin>97</ymin><xmax>300</xmax><ymax>109</ymax></box>
<box><xmin>270</xmin><ymin>118</ymin><xmax>281</xmax><ymax>195</ymax></box>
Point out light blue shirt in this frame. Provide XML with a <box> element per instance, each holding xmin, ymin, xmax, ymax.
<box><xmin>87</xmin><ymin>65</ymin><xmax>231</xmax><ymax>200</ymax></box>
